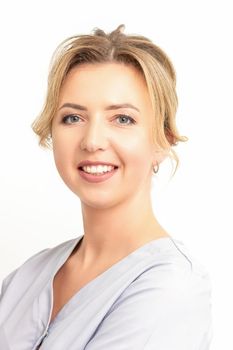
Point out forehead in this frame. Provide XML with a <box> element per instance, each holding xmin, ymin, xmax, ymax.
<box><xmin>59</xmin><ymin>62</ymin><xmax>152</xmax><ymax>109</ymax></box>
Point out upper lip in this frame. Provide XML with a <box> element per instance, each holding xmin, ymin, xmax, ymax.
<box><xmin>78</xmin><ymin>160</ymin><xmax>119</xmax><ymax>168</ymax></box>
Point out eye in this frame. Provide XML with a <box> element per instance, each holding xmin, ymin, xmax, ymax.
<box><xmin>115</xmin><ymin>114</ymin><xmax>136</xmax><ymax>125</ymax></box>
<box><xmin>61</xmin><ymin>114</ymin><xmax>82</xmax><ymax>124</ymax></box>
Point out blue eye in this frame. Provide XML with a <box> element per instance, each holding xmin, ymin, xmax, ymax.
<box><xmin>62</xmin><ymin>114</ymin><xmax>81</xmax><ymax>124</ymax></box>
<box><xmin>61</xmin><ymin>114</ymin><xmax>136</xmax><ymax>125</ymax></box>
<box><xmin>116</xmin><ymin>114</ymin><xmax>136</xmax><ymax>125</ymax></box>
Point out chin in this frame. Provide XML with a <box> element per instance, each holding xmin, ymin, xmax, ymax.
<box><xmin>80</xmin><ymin>195</ymin><xmax>123</xmax><ymax>210</ymax></box>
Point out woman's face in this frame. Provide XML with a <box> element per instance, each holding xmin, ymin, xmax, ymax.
<box><xmin>51</xmin><ymin>62</ymin><xmax>164</xmax><ymax>209</ymax></box>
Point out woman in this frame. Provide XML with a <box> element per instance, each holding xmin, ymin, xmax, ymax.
<box><xmin>0</xmin><ymin>24</ymin><xmax>212</xmax><ymax>349</ymax></box>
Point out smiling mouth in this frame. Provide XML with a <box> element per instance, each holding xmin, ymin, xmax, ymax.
<box><xmin>78</xmin><ymin>166</ymin><xmax>118</xmax><ymax>175</ymax></box>
<box><xmin>77</xmin><ymin>165</ymin><xmax>119</xmax><ymax>183</ymax></box>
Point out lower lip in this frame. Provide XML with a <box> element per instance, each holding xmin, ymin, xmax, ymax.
<box><xmin>77</xmin><ymin>167</ymin><xmax>118</xmax><ymax>183</ymax></box>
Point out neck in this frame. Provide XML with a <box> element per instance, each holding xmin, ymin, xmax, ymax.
<box><xmin>77</xmin><ymin>190</ymin><xmax>169</xmax><ymax>269</ymax></box>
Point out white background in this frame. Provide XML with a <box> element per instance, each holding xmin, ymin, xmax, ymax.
<box><xmin>0</xmin><ymin>1</ymin><xmax>232</xmax><ymax>348</ymax></box>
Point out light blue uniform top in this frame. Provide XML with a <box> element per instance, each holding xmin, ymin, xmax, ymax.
<box><xmin>0</xmin><ymin>235</ymin><xmax>213</xmax><ymax>349</ymax></box>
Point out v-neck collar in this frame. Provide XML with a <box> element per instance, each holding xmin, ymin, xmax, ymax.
<box><xmin>40</xmin><ymin>235</ymin><xmax>173</xmax><ymax>332</ymax></box>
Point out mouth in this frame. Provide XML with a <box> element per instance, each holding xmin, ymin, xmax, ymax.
<box><xmin>78</xmin><ymin>166</ymin><xmax>118</xmax><ymax>175</ymax></box>
<box><xmin>77</xmin><ymin>166</ymin><xmax>119</xmax><ymax>183</ymax></box>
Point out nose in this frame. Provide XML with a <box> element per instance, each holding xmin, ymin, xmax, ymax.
<box><xmin>80</xmin><ymin>118</ymin><xmax>109</xmax><ymax>152</ymax></box>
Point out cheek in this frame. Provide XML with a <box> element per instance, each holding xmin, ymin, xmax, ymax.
<box><xmin>52</xmin><ymin>137</ymin><xmax>75</xmax><ymax>177</ymax></box>
<box><xmin>115</xmin><ymin>134</ymin><xmax>153</xmax><ymax>170</ymax></box>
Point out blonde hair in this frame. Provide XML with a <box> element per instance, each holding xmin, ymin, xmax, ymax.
<box><xmin>31</xmin><ymin>24</ymin><xmax>187</xmax><ymax>174</ymax></box>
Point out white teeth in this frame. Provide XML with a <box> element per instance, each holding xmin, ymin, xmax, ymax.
<box><xmin>82</xmin><ymin>165</ymin><xmax>114</xmax><ymax>174</ymax></box>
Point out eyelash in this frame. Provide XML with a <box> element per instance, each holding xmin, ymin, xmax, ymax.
<box><xmin>61</xmin><ymin>114</ymin><xmax>136</xmax><ymax>125</ymax></box>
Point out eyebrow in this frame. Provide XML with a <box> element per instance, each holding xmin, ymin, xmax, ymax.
<box><xmin>58</xmin><ymin>102</ymin><xmax>140</xmax><ymax>112</ymax></box>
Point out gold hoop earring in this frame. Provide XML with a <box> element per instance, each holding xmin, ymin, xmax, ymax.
<box><xmin>153</xmin><ymin>163</ymin><xmax>159</xmax><ymax>174</ymax></box>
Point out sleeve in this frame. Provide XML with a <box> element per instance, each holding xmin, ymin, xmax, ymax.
<box><xmin>0</xmin><ymin>247</ymin><xmax>49</xmax><ymax>301</ymax></box>
<box><xmin>85</xmin><ymin>265</ymin><xmax>213</xmax><ymax>350</ymax></box>
<box><xmin>0</xmin><ymin>268</ymin><xmax>19</xmax><ymax>300</ymax></box>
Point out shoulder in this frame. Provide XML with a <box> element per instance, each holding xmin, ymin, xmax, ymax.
<box><xmin>110</xmin><ymin>237</ymin><xmax>212</xmax><ymax>334</ymax></box>
<box><xmin>130</xmin><ymin>236</ymin><xmax>211</xmax><ymax>289</ymax></box>
<box><xmin>89</xmin><ymin>238</ymin><xmax>213</xmax><ymax>349</ymax></box>
<box><xmin>138</xmin><ymin>237</ymin><xmax>212</xmax><ymax>309</ymax></box>
<box><xmin>140</xmin><ymin>239</ymin><xmax>213</xmax><ymax>348</ymax></box>
<box><xmin>0</xmin><ymin>236</ymin><xmax>80</xmax><ymax>297</ymax></box>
